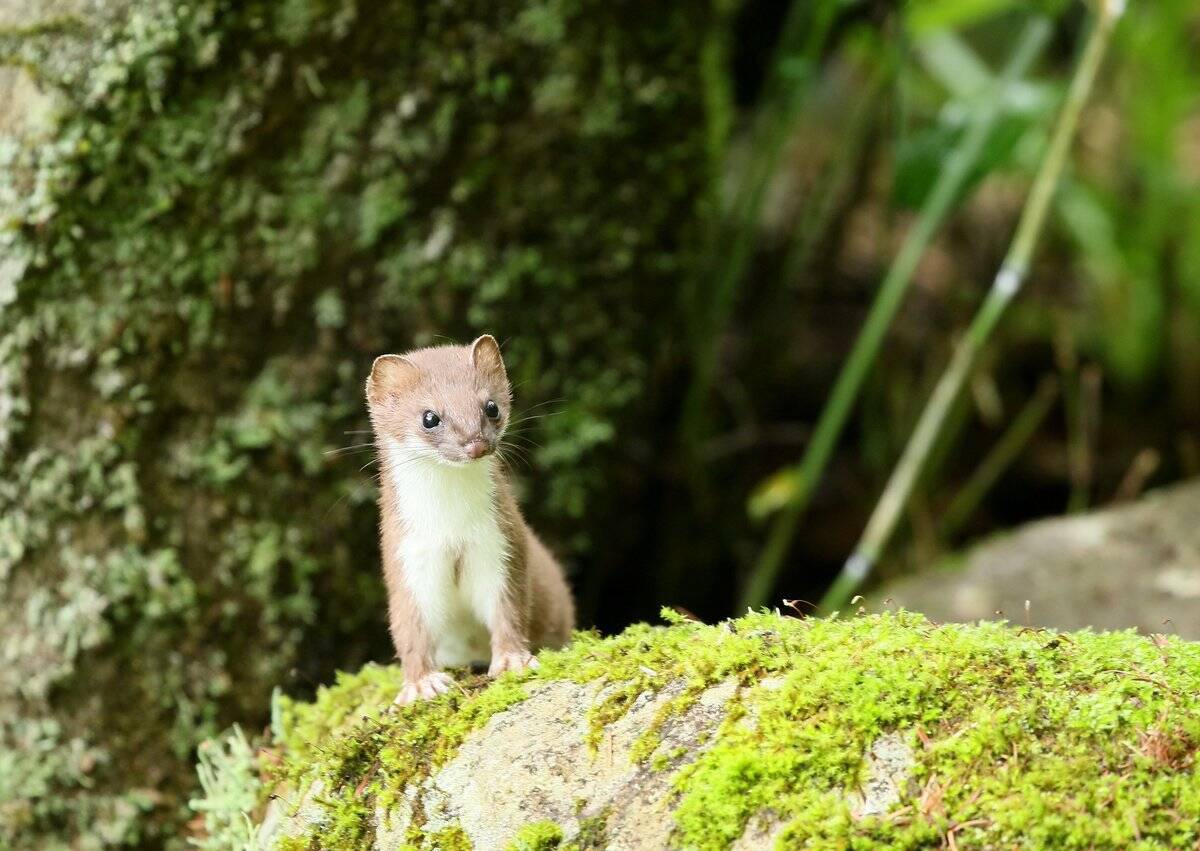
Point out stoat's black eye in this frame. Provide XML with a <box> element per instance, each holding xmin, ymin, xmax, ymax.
<box><xmin>484</xmin><ymin>400</ymin><xmax>500</xmax><ymax>420</ymax></box>
<box><xmin>422</xmin><ymin>410</ymin><xmax>440</xmax><ymax>429</ymax></box>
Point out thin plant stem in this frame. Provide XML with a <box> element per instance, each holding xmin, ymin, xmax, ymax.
<box><xmin>739</xmin><ymin>18</ymin><xmax>1051</xmax><ymax>611</ymax></box>
<box><xmin>939</xmin><ymin>375</ymin><xmax>1060</xmax><ymax>540</ymax></box>
<box><xmin>822</xmin><ymin>0</ymin><xmax>1126</xmax><ymax>613</ymax></box>
<box><xmin>1112</xmin><ymin>448</ymin><xmax>1160</xmax><ymax>503</ymax></box>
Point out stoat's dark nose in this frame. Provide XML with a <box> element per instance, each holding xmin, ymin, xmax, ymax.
<box><xmin>464</xmin><ymin>439</ymin><xmax>491</xmax><ymax>460</ymax></box>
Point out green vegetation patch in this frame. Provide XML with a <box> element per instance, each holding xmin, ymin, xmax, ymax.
<box><xmin>671</xmin><ymin>612</ymin><xmax>1200</xmax><ymax>849</ymax></box>
<box><xmin>254</xmin><ymin>611</ymin><xmax>1200</xmax><ymax>849</ymax></box>
<box><xmin>506</xmin><ymin>820</ymin><xmax>566</xmax><ymax>850</ymax></box>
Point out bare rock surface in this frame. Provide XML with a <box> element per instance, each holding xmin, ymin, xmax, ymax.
<box><xmin>885</xmin><ymin>480</ymin><xmax>1200</xmax><ymax>637</ymax></box>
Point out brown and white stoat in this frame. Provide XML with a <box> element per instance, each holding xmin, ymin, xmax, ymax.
<box><xmin>365</xmin><ymin>335</ymin><xmax>574</xmax><ymax>704</ymax></box>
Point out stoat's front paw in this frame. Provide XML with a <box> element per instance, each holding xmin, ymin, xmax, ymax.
<box><xmin>395</xmin><ymin>671</ymin><xmax>455</xmax><ymax>705</ymax></box>
<box><xmin>488</xmin><ymin>650</ymin><xmax>539</xmax><ymax>677</ymax></box>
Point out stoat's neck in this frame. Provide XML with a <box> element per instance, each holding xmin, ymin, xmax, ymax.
<box><xmin>383</xmin><ymin>437</ymin><xmax>498</xmax><ymax>536</ymax></box>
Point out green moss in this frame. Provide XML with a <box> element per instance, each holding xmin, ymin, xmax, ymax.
<box><xmin>669</xmin><ymin>612</ymin><xmax>1200</xmax><ymax>849</ymax></box>
<box><xmin>275</xmin><ymin>665</ymin><xmax>529</xmax><ymax>793</ymax></box>
<box><xmin>274</xmin><ymin>838</ymin><xmax>311</xmax><ymax>851</ymax></box>
<box><xmin>570</xmin><ymin>808</ymin><xmax>610</xmax><ymax>849</ymax></box>
<box><xmin>426</xmin><ymin>825</ymin><xmax>473</xmax><ymax>851</ymax></box>
<box><xmin>243</xmin><ymin>611</ymin><xmax>1200</xmax><ymax>849</ymax></box>
<box><xmin>650</xmin><ymin>745</ymin><xmax>689</xmax><ymax>772</ymax></box>
<box><xmin>506</xmin><ymin>820</ymin><xmax>565</xmax><ymax>850</ymax></box>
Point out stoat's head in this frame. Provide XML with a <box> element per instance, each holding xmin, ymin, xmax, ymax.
<box><xmin>366</xmin><ymin>335</ymin><xmax>512</xmax><ymax>467</ymax></box>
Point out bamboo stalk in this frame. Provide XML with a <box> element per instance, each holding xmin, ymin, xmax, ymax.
<box><xmin>739</xmin><ymin>18</ymin><xmax>1052</xmax><ymax>610</ymax></box>
<box><xmin>821</xmin><ymin>0</ymin><xmax>1126</xmax><ymax>613</ymax></box>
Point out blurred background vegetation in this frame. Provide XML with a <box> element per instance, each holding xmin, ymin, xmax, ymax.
<box><xmin>0</xmin><ymin>0</ymin><xmax>1196</xmax><ymax>845</ymax></box>
<box><xmin>671</xmin><ymin>0</ymin><xmax>1199</xmax><ymax>620</ymax></box>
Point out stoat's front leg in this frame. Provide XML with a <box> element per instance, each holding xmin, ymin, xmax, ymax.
<box><xmin>484</xmin><ymin>557</ymin><xmax>537</xmax><ymax>677</ymax></box>
<box><xmin>383</xmin><ymin>524</ymin><xmax>456</xmax><ymax>704</ymax></box>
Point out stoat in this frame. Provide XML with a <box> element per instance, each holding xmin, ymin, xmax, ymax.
<box><xmin>365</xmin><ymin>335</ymin><xmax>574</xmax><ymax>704</ymax></box>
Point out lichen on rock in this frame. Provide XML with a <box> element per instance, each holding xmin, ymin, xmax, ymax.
<box><xmin>210</xmin><ymin>610</ymin><xmax>1200</xmax><ymax>849</ymax></box>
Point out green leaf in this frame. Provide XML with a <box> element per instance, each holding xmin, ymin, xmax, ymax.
<box><xmin>906</xmin><ymin>0</ymin><xmax>1022</xmax><ymax>35</ymax></box>
<box><xmin>906</xmin><ymin>0</ymin><xmax>1071</xmax><ymax>37</ymax></box>
<box><xmin>747</xmin><ymin>467</ymin><xmax>804</xmax><ymax>521</ymax></box>
<box><xmin>892</xmin><ymin>114</ymin><xmax>1031</xmax><ymax>210</ymax></box>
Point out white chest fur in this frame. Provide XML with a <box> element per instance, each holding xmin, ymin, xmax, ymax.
<box><xmin>385</xmin><ymin>439</ymin><xmax>510</xmax><ymax>667</ymax></box>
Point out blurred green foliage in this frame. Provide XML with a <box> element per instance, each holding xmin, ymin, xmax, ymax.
<box><xmin>688</xmin><ymin>0</ymin><xmax>1200</xmax><ymax>603</ymax></box>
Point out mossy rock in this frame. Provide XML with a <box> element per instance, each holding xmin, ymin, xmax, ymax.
<box><xmin>0</xmin><ymin>0</ymin><xmax>725</xmax><ymax>844</ymax></box>
<box><xmin>197</xmin><ymin>610</ymin><xmax>1200</xmax><ymax>849</ymax></box>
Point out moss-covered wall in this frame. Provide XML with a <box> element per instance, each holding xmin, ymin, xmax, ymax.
<box><xmin>0</xmin><ymin>1</ymin><xmax>724</xmax><ymax>844</ymax></box>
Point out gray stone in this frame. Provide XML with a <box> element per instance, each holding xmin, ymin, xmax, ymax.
<box><xmin>885</xmin><ymin>480</ymin><xmax>1200</xmax><ymax>637</ymax></box>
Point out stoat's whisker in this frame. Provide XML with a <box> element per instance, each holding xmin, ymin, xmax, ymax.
<box><xmin>324</xmin><ymin>442</ymin><xmax>376</xmax><ymax>457</ymax></box>
<box><xmin>501</xmin><ymin>435</ymin><xmax>543</xmax><ymax>453</ymax></box>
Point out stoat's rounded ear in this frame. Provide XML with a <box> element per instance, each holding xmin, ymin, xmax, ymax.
<box><xmin>366</xmin><ymin>354</ymin><xmax>420</xmax><ymax>403</ymax></box>
<box><xmin>471</xmin><ymin>334</ymin><xmax>507</xmax><ymax>384</ymax></box>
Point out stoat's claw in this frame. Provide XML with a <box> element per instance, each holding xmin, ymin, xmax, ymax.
<box><xmin>395</xmin><ymin>671</ymin><xmax>454</xmax><ymax>705</ymax></box>
<box><xmin>488</xmin><ymin>650</ymin><xmax>538</xmax><ymax>677</ymax></box>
